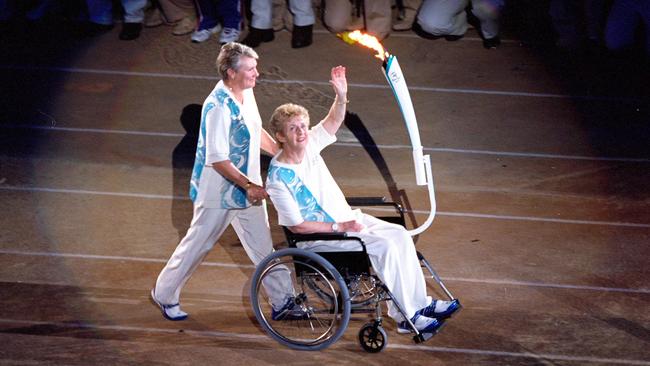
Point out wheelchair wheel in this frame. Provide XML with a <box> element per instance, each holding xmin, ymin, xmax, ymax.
<box><xmin>251</xmin><ymin>248</ymin><xmax>351</xmax><ymax>351</ymax></box>
<box><xmin>358</xmin><ymin>322</ymin><xmax>387</xmax><ymax>353</ymax></box>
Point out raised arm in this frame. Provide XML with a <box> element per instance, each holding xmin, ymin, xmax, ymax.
<box><xmin>321</xmin><ymin>66</ymin><xmax>348</xmax><ymax>136</ymax></box>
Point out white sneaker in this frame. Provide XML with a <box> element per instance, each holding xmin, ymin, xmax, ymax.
<box><xmin>191</xmin><ymin>24</ymin><xmax>222</xmax><ymax>43</ymax></box>
<box><xmin>150</xmin><ymin>289</ymin><xmax>188</xmax><ymax>321</ymax></box>
<box><xmin>397</xmin><ymin>314</ymin><xmax>444</xmax><ymax>334</ymax></box>
<box><xmin>219</xmin><ymin>27</ymin><xmax>241</xmax><ymax>44</ymax></box>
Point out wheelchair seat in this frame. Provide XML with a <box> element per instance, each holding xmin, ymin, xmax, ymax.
<box><xmin>282</xmin><ymin>226</ymin><xmax>371</xmax><ymax>281</ymax></box>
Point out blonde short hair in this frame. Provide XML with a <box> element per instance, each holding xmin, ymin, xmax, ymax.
<box><xmin>269</xmin><ymin>103</ymin><xmax>310</xmax><ymax>147</ymax></box>
<box><xmin>216</xmin><ymin>42</ymin><xmax>259</xmax><ymax>80</ymax></box>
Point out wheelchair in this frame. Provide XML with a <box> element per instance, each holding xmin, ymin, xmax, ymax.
<box><xmin>250</xmin><ymin>197</ymin><xmax>459</xmax><ymax>353</ymax></box>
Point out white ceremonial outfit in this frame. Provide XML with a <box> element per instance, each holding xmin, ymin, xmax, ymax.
<box><xmin>417</xmin><ymin>0</ymin><xmax>503</xmax><ymax>39</ymax></box>
<box><xmin>155</xmin><ymin>80</ymin><xmax>293</xmax><ymax>308</ymax></box>
<box><xmin>250</xmin><ymin>0</ymin><xmax>315</xmax><ymax>29</ymax></box>
<box><xmin>266</xmin><ymin>123</ymin><xmax>431</xmax><ymax>321</ymax></box>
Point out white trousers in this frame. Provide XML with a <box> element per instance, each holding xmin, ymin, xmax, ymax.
<box><xmin>155</xmin><ymin>202</ymin><xmax>293</xmax><ymax>308</ymax></box>
<box><xmin>298</xmin><ymin>214</ymin><xmax>431</xmax><ymax>321</ymax></box>
<box><xmin>417</xmin><ymin>0</ymin><xmax>502</xmax><ymax>39</ymax></box>
<box><xmin>250</xmin><ymin>0</ymin><xmax>314</xmax><ymax>28</ymax></box>
<box><xmin>323</xmin><ymin>0</ymin><xmax>392</xmax><ymax>39</ymax></box>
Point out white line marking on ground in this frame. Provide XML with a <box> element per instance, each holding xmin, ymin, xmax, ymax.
<box><xmin>0</xmin><ymin>248</ymin><xmax>254</xmax><ymax>269</ymax></box>
<box><xmin>0</xmin><ymin>64</ymin><xmax>639</xmax><ymax>102</ymax></box>
<box><xmin>85</xmin><ymin>297</ymin><xmax>141</xmax><ymax>305</ymax></box>
<box><xmin>0</xmin><ymin>318</ymin><xmax>647</xmax><ymax>365</ymax></box>
<box><xmin>1</xmin><ymin>185</ymin><xmax>648</xmax><ymax>228</ymax></box>
<box><xmin>436</xmin><ymin>211</ymin><xmax>650</xmax><ymax>228</ymax></box>
<box><xmin>386</xmin><ymin>343</ymin><xmax>650</xmax><ymax>365</ymax></box>
<box><xmin>335</xmin><ymin>141</ymin><xmax>650</xmax><ymax>163</ymax></box>
<box><xmin>1</xmin><ymin>249</ymin><xmax>647</xmax><ymax>294</ymax></box>
<box><xmin>3</xmin><ymin>124</ymin><xmax>649</xmax><ymax>163</ymax></box>
<box><xmin>311</xmin><ymin>28</ymin><xmax>521</xmax><ymax>43</ymax></box>
<box><xmin>441</xmin><ymin>276</ymin><xmax>650</xmax><ymax>294</ymax></box>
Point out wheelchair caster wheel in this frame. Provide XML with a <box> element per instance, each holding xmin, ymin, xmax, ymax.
<box><xmin>358</xmin><ymin>322</ymin><xmax>387</xmax><ymax>353</ymax></box>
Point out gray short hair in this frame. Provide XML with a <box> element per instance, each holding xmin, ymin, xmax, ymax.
<box><xmin>216</xmin><ymin>42</ymin><xmax>259</xmax><ymax>80</ymax></box>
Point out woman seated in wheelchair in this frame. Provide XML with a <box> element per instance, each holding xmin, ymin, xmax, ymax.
<box><xmin>265</xmin><ymin>65</ymin><xmax>460</xmax><ymax>334</ymax></box>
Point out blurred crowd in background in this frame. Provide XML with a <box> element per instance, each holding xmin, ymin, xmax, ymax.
<box><xmin>0</xmin><ymin>0</ymin><xmax>648</xmax><ymax>58</ymax></box>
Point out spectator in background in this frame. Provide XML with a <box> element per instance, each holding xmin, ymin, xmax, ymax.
<box><xmin>393</xmin><ymin>0</ymin><xmax>422</xmax><ymax>32</ymax></box>
<box><xmin>85</xmin><ymin>0</ymin><xmax>147</xmax><ymax>40</ymax></box>
<box><xmin>191</xmin><ymin>0</ymin><xmax>241</xmax><ymax>44</ymax></box>
<box><xmin>414</xmin><ymin>0</ymin><xmax>504</xmax><ymax>49</ymax></box>
<box><xmin>604</xmin><ymin>0</ymin><xmax>650</xmax><ymax>57</ymax></box>
<box><xmin>144</xmin><ymin>0</ymin><xmax>197</xmax><ymax>36</ymax></box>
<box><xmin>242</xmin><ymin>0</ymin><xmax>315</xmax><ymax>48</ymax></box>
<box><xmin>0</xmin><ymin>0</ymin><xmax>58</xmax><ymax>22</ymax></box>
<box><xmin>322</xmin><ymin>0</ymin><xmax>392</xmax><ymax>40</ymax></box>
<box><xmin>549</xmin><ymin>0</ymin><xmax>606</xmax><ymax>51</ymax></box>
<box><xmin>270</xmin><ymin>0</ymin><xmax>294</xmax><ymax>32</ymax></box>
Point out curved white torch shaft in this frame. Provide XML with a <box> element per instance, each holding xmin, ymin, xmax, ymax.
<box><xmin>383</xmin><ymin>55</ymin><xmax>427</xmax><ymax>186</ymax></box>
<box><xmin>382</xmin><ymin>54</ymin><xmax>436</xmax><ymax>236</ymax></box>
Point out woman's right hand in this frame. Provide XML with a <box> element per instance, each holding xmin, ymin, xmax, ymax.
<box><xmin>339</xmin><ymin>220</ymin><xmax>364</xmax><ymax>232</ymax></box>
<box><xmin>246</xmin><ymin>183</ymin><xmax>269</xmax><ymax>204</ymax></box>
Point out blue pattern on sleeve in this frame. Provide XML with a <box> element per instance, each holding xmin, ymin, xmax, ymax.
<box><xmin>268</xmin><ymin>165</ymin><xmax>334</xmax><ymax>222</ymax></box>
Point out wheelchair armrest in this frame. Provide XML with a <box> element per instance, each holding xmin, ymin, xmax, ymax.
<box><xmin>346</xmin><ymin>196</ymin><xmax>387</xmax><ymax>206</ymax></box>
<box><xmin>289</xmin><ymin>232</ymin><xmax>350</xmax><ymax>242</ymax></box>
<box><xmin>347</xmin><ymin>196</ymin><xmax>403</xmax><ymax>211</ymax></box>
<box><xmin>282</xmin><ymin>226</ymin><xmax>368</xmax><ymax>254</ymax></box>
<box><xmin>346</xmin><ymin>196</ymin><xmax>406</xmax><ymax>227</ymax></box>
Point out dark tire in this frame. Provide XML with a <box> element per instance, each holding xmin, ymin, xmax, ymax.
<box><xmin>358</xmin><ymin>322</ymin><xmax>387</xmax><ymax>353</ymax></box>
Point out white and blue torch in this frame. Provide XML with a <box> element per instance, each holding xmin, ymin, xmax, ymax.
<box><xmin>340</xmin><ymin>31</ymin><xmax>437</xmax><ymax>236</ymax></box>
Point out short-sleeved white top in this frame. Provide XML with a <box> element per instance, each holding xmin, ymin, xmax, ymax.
<box><xmin>266</xmin><ymin>123</ymin><xmax>358</xmax><ymax>226</ymax></box>
<box><xmin>190</xmin><ymin>80</ymin><xmax>263</xmax><ymax>208</ymax></box>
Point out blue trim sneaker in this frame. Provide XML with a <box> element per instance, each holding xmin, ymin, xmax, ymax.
<box><xmin>397</xmin><ymin>314</ymin><xmax>444</xmax><ymax>334</ymax></box>
<box><xmin>150</xmin><ymin>289</ymin><xmax>188</xmax><ymax>321</ymax></box>
<box><xmin>219</xmin><ymin>27</ymin><xmax>241</xmax><ymax>44</ymax></box>
<box><xmin>417</xmin><ymin>299</ymin><xmax>461</xmax><ymax>319</ymax></box>
<box><xmin>271</xmin><ymin>297</ymin><xmax>309</xmax><ymax>321</ymax></box>
<box><xmin>190</xmin><ymin>24</ymin><xmax>222</xmax><ymax>43</ymax></box>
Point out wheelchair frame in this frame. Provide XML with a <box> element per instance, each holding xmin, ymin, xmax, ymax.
<box><xmin>250</xmin><ymin>197</ymin><xmax>457</xmax><ymax>352</ymax></box>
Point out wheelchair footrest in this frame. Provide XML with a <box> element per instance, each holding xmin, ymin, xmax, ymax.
<box><xmin>413</xmin><ymin>332</ymin><xmax>435</xmax><ymax>344</ymax></box>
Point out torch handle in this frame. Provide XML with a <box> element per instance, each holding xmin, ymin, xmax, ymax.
<box><xmin>408</xmin><ymin>154</ymin><xmax>437</xmax><ymax>237</ymax></box>
<box><xmin>412</xmin><ymin>146</ymin><xmax>427</xmax><ymax>186</ymax></box>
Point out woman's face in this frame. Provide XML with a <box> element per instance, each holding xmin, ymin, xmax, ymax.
<box><xmin>228</xmin><ymin>56</ymin><xmax>259</xmax><ymax>90</ymax></box>
<box><xmin>278</xmin><ymin>115</ymin><xmax>309</xmax><ymax>151</ymax></box>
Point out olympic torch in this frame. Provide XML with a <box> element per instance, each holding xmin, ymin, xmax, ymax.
<box><xmin>340</xmin><ymin>31</ymin><xmax>436</xmax><ymax>236</ymax></box>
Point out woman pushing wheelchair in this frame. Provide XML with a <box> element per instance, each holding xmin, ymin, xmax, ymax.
<box><xmin>264</xmin><ymin>65</ymin><xmax>460</xmax><ymax>335</ymax></box>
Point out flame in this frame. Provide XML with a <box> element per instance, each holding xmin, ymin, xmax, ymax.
<box><xmin>339</xmin><ymin>30</ymin><xmax>389</xmax><ymax>61</ymax></box>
